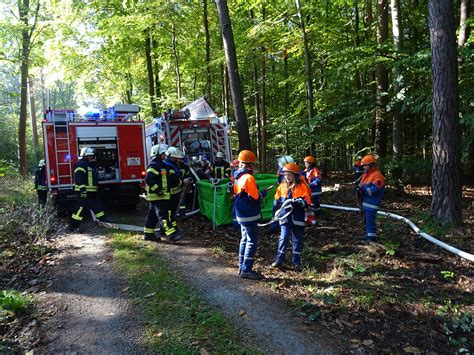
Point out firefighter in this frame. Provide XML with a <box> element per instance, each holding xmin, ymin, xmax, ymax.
<box><xmin>143</xmin><ymin>144</ymin><xmax>169</xmax><ymax>242</ymax></box>
<box><xmin>176</xmin><ymin>153</ymin><xmax>193</xmax><ymax>216</ymax></box>
<box><xmin>276</xmin><ymin>155</ymin><xmax>294</xmax><ymax>184</ymax></box>
<box><xmin>212</xmin><ymin>152</ymin><xmax>231</xmax><ymax>179</ymax></box>
<box><xmin>69</xmin><ymin>148</ymin><xmax>108</xmax><ymax>232</ymax></box>
<box><xmin>161</xmin><ymin>146</ymin><xmax>186</xmax><ymax>241</ymax></box>
<box><xmin>272</xmin><ymin>163</ymin><xmax>311</xmax><ymax>271</ymax></box>
<box><xmin>34</xmin><ymin>159</ymin><xmax>48</xmax><ymax>208</ymax></box>
<box><xmin>303</xmin><ymin>156</ymin><xmax>322</xmax><ymax>224</ymax></box>
<box><xmin>357</xmin><ymin>154</ymin><xmax>385</xmax><ymax>243</ymax></box>
<box><xmin>353</xmin><ymin>158</ymin><xmax>364</xmax><ymax>182</ymax></box>
<box><xmin>233</xmin><ymin>150</ymin><xmax>266</xmax><ymax>280</ymax></box>
<box><xmin>229</xmin><ymin>159</ymin><xmax>240</xmax><ymax>229</ymax></box>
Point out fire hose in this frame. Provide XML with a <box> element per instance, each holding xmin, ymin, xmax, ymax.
<box><xmin>320</xmin><ymin>204</ymin><xmax>474</xmax><ymax>262</ymax></box>
<box><xmin>257</xmin><ymin>199</ymin><xmax>294</xmax><ymax>227</ymax></box>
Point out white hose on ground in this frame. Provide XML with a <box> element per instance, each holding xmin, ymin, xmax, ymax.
<box><xmin>320</xmin><ymin>204</ymin><xmax>474</xmax><ymax>262</ymax></box>
<box><xmin>258</xmin><ymin>199</ymin><xmax>294</xmax><ymax>227</ymax></box>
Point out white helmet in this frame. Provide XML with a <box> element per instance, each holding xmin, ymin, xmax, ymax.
<box><xmin>80</xmin><ymin>147</ymin><xmax>96</xmax><ymax>157</ymax></box>
<box><xmin>166</xmin><ymin>146</ymin><xmax>185</xmax><ymax>159</ymax></box>
<box><xmin>151</xmin><ymin>144</ymin><xmax>169</xmax><ymax>158</ymax></box>
<box><xmin>277</xmin><ymin>155</ymin><xmax>294</xmax><ymax>168</ymax></box>
<box><xmin>216</xmin><ymin>152</ymin><xmax>225</xmax><ymax>158</ymax></box>
<box><xmin>38</xmin><ymin>159</ymin><xmax>45</xmax><ymax>167</ymax></box>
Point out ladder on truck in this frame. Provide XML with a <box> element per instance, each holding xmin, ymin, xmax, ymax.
<box><xmin>52</xmin><ymin>114</ymin><xmax>74</xmax><ymax>189</ymax></box>
<box><xmin>210</xmin><ymin>120</ymin><xmax>231</xmax><ymax>162</ymax></box>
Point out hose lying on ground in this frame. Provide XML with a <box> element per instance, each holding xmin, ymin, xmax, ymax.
<box><xmin>320</xmin><ymin>203</ymin><xmax>474</xmax><ymax>262</ymax></box>
<box><xmin>258</xmin><ymin>199</ymin><xmax>294</xmax><ymax>227</ymax></box>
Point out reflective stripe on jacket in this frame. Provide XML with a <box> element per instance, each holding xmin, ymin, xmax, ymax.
<box><xmin>274</xmin><ymin>181</ymin><xmax>311</xmax><ymax>225</ymax></box>
<box><xmin>74</xmin><ymin>159</ymin><xmax>98</xmax><ymax>192</ymax></box>
<box><xmin>360</xmin><ymin>167</ymin><xmax>385</xmax><ymax>209</ymax></box>
<box><xmin>145</xmin><ymin>158</ymin><xmax>170</xmax><ymax>201</ymax></box>
<box><xmin>304</xmin><ymin>166</ymin><xmax>322</xmax><ymax>195</ymax></box>
<box><xmin>233</xmin><ymin>169</ymin><xmax>261</xmax><ymax>225</ymax></box>
<box><xmin>34</xmin><ymin>166</ymin><xmax>47</xmax><ymax>191</ymax></box>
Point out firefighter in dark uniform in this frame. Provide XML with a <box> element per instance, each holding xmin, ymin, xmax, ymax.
<box><xmin>34</xmin><ymin>159</ymin><xmax>48</xmax><ymax>208</ymax></box>
<box><xmin>143</xmin><ymin>143</ymin><xmax>171</xmax><ymax>242</ymax></box>
<box><xmin>69</xmin><ymin>148</ymin><xmax>108</xmax><ymax>232</ymax></box>
<box><xmin>211</xmin><ymin>152</ymin><xmax>231</xmax><ymax>179</ymax></box>
<box><xmin>176</xmin><ymin>154</ymin><xmax>193</xmax><ymax>216</ymax></box>
<box><xmin>162</xmin><ymin>147</ymin><xmax>185</xmax><ymax>241</ymax></box>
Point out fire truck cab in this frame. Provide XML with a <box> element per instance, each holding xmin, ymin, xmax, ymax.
<box><xmin>42</xmin><ymin>105</ymin><xmax>147</xmax><ymax>213</ymax></box>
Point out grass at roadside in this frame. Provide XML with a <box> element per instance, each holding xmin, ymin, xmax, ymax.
<box><xmin>110</xmin><ymin>231</ymin><xmax>257</xmax><ymax>353</ymax></box>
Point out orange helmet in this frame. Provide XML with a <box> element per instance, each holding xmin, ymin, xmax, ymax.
<box><xmin>361</xmin><ymin>154</ymin><xmax>376</xmax><ymax>165</ymax></box>
<box><xmin>282</xmin><ymin>163</ymin><xmax>300</xmax><ymax>174</ymax></box>
<box><xmin>231</xmin><ymin>159</ymin><xmax>239</xmax><ymax>167</ymax></box>
<box><xmin>238</xmin><ymin>150</ymin><xmax>257</xmax><ymax>163</ymax></box>
<box><xmin>304</xmin><ymin>156</ymin><xmax>315</xmax><ymax>163</ymax></box>
<box><xmin>354</xmin><ymin>159</ymin><xmax>362</xmax><ymax>166</ymax></box>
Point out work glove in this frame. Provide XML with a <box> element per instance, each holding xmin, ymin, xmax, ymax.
<box><xmin>183</xmin><ymin>177</ymin><xmax>193</xmax><ymax>185</ymax></box>
<box><xmin>80</xmin><ymin>191</ymin><xmax>87</xmax><ymax>198</ymax></box>
<box><xmin>293</xmin><ymin>198</ymin><xmax>306</xmax><ymax>207</ymax></box>
<box><xmin>259</xmin><ymin>189</ymin><xmax>268</xmax><ymax>198</ymax></box>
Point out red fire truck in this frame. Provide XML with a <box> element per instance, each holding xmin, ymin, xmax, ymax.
<box><xmin>145</xmin><ymin>97</ymin><xmax>232</xmax><ymax>164</ymax></box>
<box><xmin>42</xmin><ymin>105</ymin><xmax>147</xmax><ymax>212</ymax></box>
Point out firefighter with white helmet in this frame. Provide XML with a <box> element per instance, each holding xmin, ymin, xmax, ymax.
<box><xmin>143</xmin><ymin>143</ymin><xmax>169</xmax><ymax>242</ymax></box>
<box><xmin>151</xmin><ymin>146</ymin><xmax>185</xmax><ymax>241</ymax></box>
<box><xmin>69</xmin><ymin>147</ymin><xmax>108</xmax><ymax>232</ymax></box>
<box><xmin>34</xmin><ymin>159</ymin><xmax>48</xmax><ymax>208</ymax></box>
<box><xmin>211</xmin><ymin>151</ymin><xmax>231</xmax><ymax>179</ymax></box>
<box><xmin>276</xmin><ymin>155</ymin><xmax>295</xmax><ymax>183</ymax></box>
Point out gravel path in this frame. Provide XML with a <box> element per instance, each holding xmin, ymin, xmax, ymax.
<box><xmin>153</xmin><ymin>238</ymin><xmax>342</xmax><ymax>354</ymax></box>
<box><xmin>37</xmin><ymin>224</ymin><xmax>144</xmax><ymax>354</ymax></box>
<box><xmin>36</xmin><ymin>207</ymin><xmax>341</xmax><ymax>354</ymax></box>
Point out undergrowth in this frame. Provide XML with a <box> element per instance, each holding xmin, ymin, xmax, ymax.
<box><xmin>110</xmin><ymin>231</ymin><xmax>258</xmax><ymax>353</ymax></box>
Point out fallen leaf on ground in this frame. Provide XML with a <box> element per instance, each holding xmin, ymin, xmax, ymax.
<box><xmin>144</xmin><ymin>292</ymin><xmax>156</xmax><ymax>298</ymax></box>
<box><xmin>239</xmin><ymin>309</ymin><xmax>246</xmax><ymax>316</ymax></box>
<box><xmin>97</xmin><ymin>260</ymin><xmax>106</xmax><ymax>265</ymax></box>
<box><xmin>350</xmin><ymin>338</ymin><xmax>361</xmax><ymax>344</ymax></box>
<box><xmin>403</xmin><ymin>346</ymin><xmax>421</xmax><ymax>354</ymax></box>
<box><xmin>122</xmin><ymin>287</ymin><xmax>129</xmax><ymax>293</ymax></box>
<box><xmin>198</xmin><ymin>348</ymin><xmax>209</xmax><ymax>355</ymax></box>
<box><xmin>362</xmin><ymin>339</ymin><xmax>374</xmax><ymax>346</ymax></box>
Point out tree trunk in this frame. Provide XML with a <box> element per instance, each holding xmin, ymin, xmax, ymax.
<box><xmin>260</xmin><ymin>7</ymin><xmax>267</xmax><ymax>170</ymax></box>
<box><xmin>284</xmin><ymin>49</ymin><xmax>289</xmax><ymax>154</ymax></box>
<box><xmin>145</xmin><ymin>30</ymin><xmax>158</xmax><ymax>117</ymax></box>
<box><xmin>203</xmin><ymin>0</ymin><xmax>212</xmax><ymax>101</ymax></box>
<box><xmin>19</xmin><ymin>0</ymin><xmax>32</xmax><ymax>177</ymax></box>
<box><xmin>391</xmin><ymin>0</ymin><xmax>403</xmax><ymax>180</ymax></box>
<box><xmin>374</xmin><ymin>0</ymin><xmax>389</xmax><ymax>157</ymax></box>
<box><xmin>171</xmin><ymin>24</ymin><xmax>182</xmax><ymax>99</ymax></box>
<box><xmin>295</xmin><ymin>0</ymin><xmax>315</xmax><ymax>154</ymax></box>
<box><xmin>215</xmin><ymin>0</ymin><xmax>251</xmax><ymax>150</ymax></box>
<box><xmin>458</xmin><ymin>0</ymin><xmax>471</xmax><ymax>47</ymax></box>
<box><xmin>28</xmin><ymin>77</ymin><xmax>40</xmax><ymax>161</ymax></box>
<box><xmin>428</xmin><ymin>0</ymin><xmax>462</xmax><ymax>225</ymax></box>
<box><xmin>253</xmin><ymin>58</ymin><xmax>261</xmax><ymax>163</ymax></box>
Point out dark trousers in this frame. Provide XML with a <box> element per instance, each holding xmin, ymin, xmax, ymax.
<box><xmin>70</xmin><ymin>193</ymin><xmax>106</xmax><ymax>227</ymax></box>
<box><xmin>37</xmin><ymin>190</ymin><xmax>47</xmax><ymax>208</ymax></box>
<box><xmin>144</xmin><ymin>200</ymin><xmax>176</xmax><ymax>237</ymax></box>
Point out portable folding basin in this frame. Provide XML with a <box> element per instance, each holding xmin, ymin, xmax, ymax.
<box><xmin>197</xmin><ymin>173</ymin><xmax>278</xmax><ymax>227</ymax></box>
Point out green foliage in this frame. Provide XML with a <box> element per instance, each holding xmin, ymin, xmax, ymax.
<box><xmin>438</xmin><ymin>300</ymin><xmax>474</xmax><ymax>353</ymax></box>
<box><xmin>441</xmin><ymin>270</ymin><xmax>455</xmax><ymax>280</ymax></box>
<box><xmin>111</xmin><ymin>232</ymin><xmax>254</xmax><ymax>353</ymax></box>
<box><xmin>0</xmin><ymin>290</ymin><xmax>32</xmax><ymax>319</ymax></box>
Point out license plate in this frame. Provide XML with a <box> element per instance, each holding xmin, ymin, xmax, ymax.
<box><xmin>127</xmin><ymin>157</ymin><xmax>141</xmax><ymax>166</ymax></box>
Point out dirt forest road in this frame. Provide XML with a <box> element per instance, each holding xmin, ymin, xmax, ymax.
<box><xmin>36</xmin><ymin>226</ymin><xmax>144</xmax><ymax>354</ymax></box>
<box><xmin>36</xmin><ymin>212</ymin><xmax>341</xmax><ymax>354</ymax></box>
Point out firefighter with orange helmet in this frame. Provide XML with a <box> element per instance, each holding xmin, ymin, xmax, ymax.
<box><xmin>303</xmin><ymin>156</ymin><xmax>322</xmax><ymax>223</ymax></box>
<box><xmin>276</xmin><ymin>155</ymin><xmax>295</xmax><ymax>184</ymax></box>
<box><xmin>233</xmin><ymin>150</ymin><xmax>266</xmax><ymax>280</ymax></box>
<box><xmin>69</xmin><ymin>148</ymin><xmax>108</xmax><ymax>232</ymax></box>
<box><xmin>272</xmin><ymin>163</ymin><xmax>311</xmax><ymax>271</ymax></box>
<box><xmin>353</xmin><ymin>157</ymin><xmax>364</xmax><ymax>182</ymax></box>
<box><xmin>358</xmin><ymin>154</ymin><xmax>385</xmax><ymax>243</ymax></box>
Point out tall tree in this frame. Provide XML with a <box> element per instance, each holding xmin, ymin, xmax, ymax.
<box><xmin>18</xmin><ymin>0</ymin><xmax>40</xmax><ymax>176</ymax></box>
<box><xmin>295</xmin><ymin>0</ymin><xmax>315</xmax><ymax>154</ymax></box>
<box><xmin>145</xmin><ymin>29</ymin><xmax>158</xmax><ymax>118</ymax></box>
<box><xmin>458</xmin><ymin>0</ymin><xmax>471</xmax><ymax>47</ymax></box>
<box><xmin>428</xmin><ymin>0</ymin><xmax>462</xmax><ymax>225</ymax></box>
<box><xmin>374</xmin><ymin>0</ymin><xmax>389</xmax><ymax>157</ymax></box>
<box><xmin>171</xmin><ymin>24</ymin><xmax>182</xmax><ymax>99</ymax></box>
<box><xmin>391</xmin><ymin>0</ymin><xmax>403</xmax><ymax>179</ymax></box>
<box><xmin>28</xmin><ymin>77</ymin><xmax>40</xmax><ymax>161</ymax></box>
<box><xmin>203</xmin><ymin>0</ymin><xmax>212</xmax><ymax>101</ymax></box>
<box><xmin>215</xmin><ymin>0</ymin><xmax>251</xmax><ymax>150</ymax></box>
